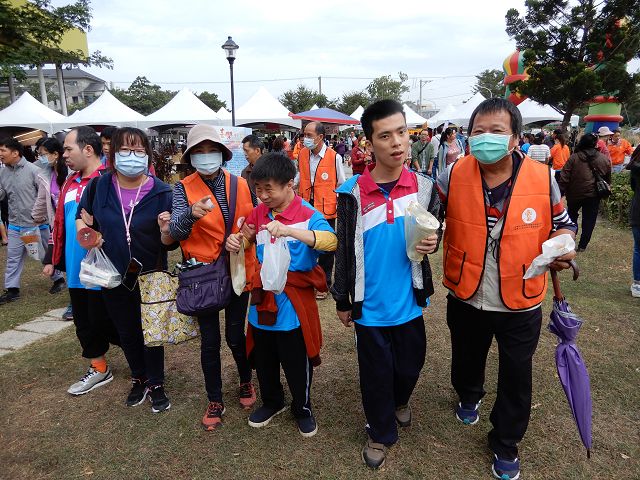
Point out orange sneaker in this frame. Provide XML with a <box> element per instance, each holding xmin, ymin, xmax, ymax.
<box><xmin>202</xmin><ymin>401</ymin><xmax>225</xmax><ymax>431</ymax></box>
<box><xmin>239</xmin><ymin>382</ymin><xmax>257</xmax><ymax>410</ymax></box>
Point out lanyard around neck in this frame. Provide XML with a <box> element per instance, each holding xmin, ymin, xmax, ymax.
<box><xmin>115</xmin><ymin>177</ymin><xmax>145</xmax><ymax>246</ymax></box>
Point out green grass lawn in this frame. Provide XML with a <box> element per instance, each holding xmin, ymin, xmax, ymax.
<box><xmin>0</xmin><ymin>217</ymin><xmax>638</xmax><ymax>479</ymax></box>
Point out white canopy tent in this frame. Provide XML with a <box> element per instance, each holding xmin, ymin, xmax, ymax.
<box><xmin>403</xmin><ymin>103</ymin><xmax>428</xmax><ymax>127</ymax></box>
<box><xmin>518</xmin><ymin>99</ymin><xmax>579</xmax><ymax>127</ymax></box>
<box><xmin>339</xmin><ymin>106</ymin><xmax>364</xmax><ymax>132</ymax></box>
<box><xmin>235</xmin><ymin>87</ymin><xmax>301</xmax><ymax>129</ymax></box>
<box><xmin>0</xmin><ymin>92</ymin><xmax>66</xmax><ymax>133</ymax></box>
<box><xmin>138</xmin><ymin>88</ymin><xmax>221</xmax><ymax>129</ymax></box>
<box><xmin>56</xmin><ymin>90</ymin><xmax>145</xmax><ymax>129</ymax></box>
<box><xmin>424</xmin><ymin>103</ymin><xmax>457</xmax><ymax>128</ymax></box>
<box><xmin>216</xmin><ymin>107</ymin><xmax>232</xmax><ymax>120</ymax></box>
<box><xmin>446</xmin><ymin>92</ymin><xmax>486</xmax><ymax>127</ymax></box>
<box><xmin>310</xmin><ymin>104</ymin><xmax>319</xmax><ymax>110</ymax></box>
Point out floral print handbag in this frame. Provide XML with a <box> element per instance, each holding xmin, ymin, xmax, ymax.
<box><xmin>138</xmin><ymin>270</ymin><xmax>199</xmax><ymax>347</ymax></box>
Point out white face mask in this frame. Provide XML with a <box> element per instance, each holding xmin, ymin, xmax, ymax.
<box><xmin>191</xmin><ymin>152</ymin><xmax>223</xmax><ymax>175</ymax></box>
<box><xmin>303</xmin><ymin>137</ymin><xmax>316</xmax><ymax>149</ymax></box>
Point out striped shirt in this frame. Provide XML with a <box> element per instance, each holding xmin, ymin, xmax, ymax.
<box><xmin>169</xmin><ymin>171</ymin><xmax>229</xmax><ymax>241</ymax></box>
<box><xmin>527</xmin><ymin>144</ymin><xmax>551</xmax><ymax>163</ymax></box>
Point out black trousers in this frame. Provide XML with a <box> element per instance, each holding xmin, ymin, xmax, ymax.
<box><xmin>252</xmin><ymin>327</ymin><xmax>313</xmax><ymax>418</ymax></box>
<box><xmin>69</xmin><ymin>287</ymin><xmax>119</xmax><ymax>359</ymax></box>
<box><xmin>446</xmin><ymin>295</ymin><xmax>542</xmax><ymax>460</ymax></box>
<box><xmin>354</xmin><ymin>316</ymin><xmax>426</xmax><ymax>445</ymax></box>
<box><xmin>197</xmin><ymin>291</ymin><xmax>252</xmax><ymax>403</ymax></box>
<box><xmin>567</xmin><ymin>196</ymin><xmax>600</xmax><ymax>250</ymax></box>
<box><xmin>318</xmin><ymin>218</ymin><xmax>336</xmax><ymax>287</ymax></box>
<box><xmin>102</xmin><ymin>285</ymin><xmax>165</xmax><ymax>386</ymax></box>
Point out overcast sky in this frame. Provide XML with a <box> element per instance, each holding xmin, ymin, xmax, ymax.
<box><xmin>64</xmin><ymin>0</ymin><xmax>638</xmax><ymax>112</ymax></box>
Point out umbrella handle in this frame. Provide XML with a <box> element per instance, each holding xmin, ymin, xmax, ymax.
<box><xmin>551</xmin><ymin>269</ymin><xmax>563</xmax><ymax>299</ymax></box>
<box><xmin>570</xmin><ymin>259</ymin><xmax>580</xmax><ymax>281</ymax></box>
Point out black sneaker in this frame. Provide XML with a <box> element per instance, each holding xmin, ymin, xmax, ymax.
<box><xmin>0</xmin><ymin>288</ymin><xmax>20</xmax><ymax>305</ymax></box>
<box><xmin>49</xmin><ymin>278</ymin><xmax>66</xmax><ymax>294</ymax></box>
<box><xmin>126</xmin><ymin>378</ymin><xmax>149</xmax><ymax>407</ymax></box>
<box><xmin>61</xmin><ymin>304</ymin><xmax>73</xmax><ymax>321</ymax></box>
<box><xmin>297</xmin><ymin>414</ymin><xmax>318</xmax><ymax>438</ymax></box>
<box><xmin>149</xmin><ymin>384</ymin><xmax>171</xmax><ymax>413</ymax></box>
<box><xmin>247</xmin><ymin>404</ymin><xmax>287</xmax><ymax>428</ymax></box>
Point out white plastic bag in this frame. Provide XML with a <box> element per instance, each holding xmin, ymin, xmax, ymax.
<box><xmin>404</xmin><ymin>201</ymin><xmax>440</xmax><ymax>262</ymax></box>
<box><xmin>20</xmin><ymin>227</ymin><xmax>44</xmax><ymax>261</ymax></box>
<box><xmin>259</xmin><ymin>232</ymin><xmax>290</xmax><ymax>294</ymax></box>
<box><xmin>230</xmin><ymin>247</ymin><xmax>246</xmax><ymax>297</ymax></box>
<box><xmin>523</xmin><ymin>234</ymin><xmax>575</xmax><ymax>279</ymax></box>
<box><xmin>79</xmin><ymin>247</ymin><xmax>122</xmax><ymax>289</ymax></box>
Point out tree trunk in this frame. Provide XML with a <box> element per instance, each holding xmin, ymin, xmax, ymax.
<box><xmin>561</xmin><ymin>109</ymin><xmax>574</xmax><ymax>130</ymax></box>
<box><xmin>55</xmin><ymin>64</ymin><xmax>67</xmax><ymax>116</ymax></box>
<box><xmin>8</xmin><ymin>75</ymin><xmax>16</xmax><ymax>103</ymax></box>
<box><xmin>37</xmin><ymin>65</ymin><xmax>48</xmax><ymax>105</ymax></box>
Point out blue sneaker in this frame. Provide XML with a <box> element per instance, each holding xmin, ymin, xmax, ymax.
<box><xmin>492</xmin><ymin>455</ymin><xmax>520</xmax><ymax>480</ymax></box>
<box><xmin>455</xmin><ymin>401</ymin><xmax>480</xmax><ymax>425</ymax></box>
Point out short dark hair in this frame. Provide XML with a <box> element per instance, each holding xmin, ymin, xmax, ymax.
<box><xmin>100</xmin><ymin>126</ymin><xmax>118</xmax><ymax>140</ymax></box>
<box><xmin>251</xmin><ymin>152</ymin><xmax>296</xmax><ymax>185</ymax></box>
<box><xmin>575</xmin><ymin>133</ymin><xmax>598</xmax><ymax>152</ymax></box>
<box><xmin>70</xmin><ymin>126</ymin><xmax>102</xmax><ymax>157</ymax></box>
<box><xmin>534</xmin><ymin>132</ymin><xmax>545</xmax><ymax>144</ymax></box>
<box><xmin>361</xmin><ymin>99</ymin><xmax>405</xmax><ymax>140</ymax></box>
<box><xmin>305</xmin><ymin>121</ymin><xmax>325</xmax><ymax>137</ymax></box>
<box><xmin>109</xmin><ymin>127</ymin><xmax>153</xmax><ymax>170</ymax></box>
<box><xmin>272</xmin><ymin>135</ymin><xmax>285</xmax><ymax>152</ymax></box>
<box><xmin>468</xmin><ymin>97</ymin><xmax>522</xmax><ymax>137</ymax></box>
<box><xmin>613</xmin><ymin>128</ymin><xmax>621</xmax><ymax>133</ymax></box>
<box><xmin>0</xmin><ymin>136</ymin><xmax>24</xmax><ymax>157</ymax></box>
<box><xmin>242</xmin><ymin>134</ymin><xmax>264</xmax><ymax>153</ymax></box>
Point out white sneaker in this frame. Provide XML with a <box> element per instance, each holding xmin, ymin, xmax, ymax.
<box><xmin>67</xmin><ymin>367</ymin><xmax>113</xmax><ymax>395</ymax></box>
<box><xmin>631</xmin><ymin>284</ymin><xmax>640</xmax><ymax>298</ymax></box>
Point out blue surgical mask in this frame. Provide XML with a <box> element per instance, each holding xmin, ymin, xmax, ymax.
<box><xmin>191</xmin><ymin>152</ymin><xmax>223</xmax><ymax>175</ymax></box>
<box><xmin>114</xmin><ymin>152</ymin><xmax>149</xmax><ymax>177</ymax></box>
<box><xmin>38</xmin><ymin>155</ymin><xmax>51</xmax><ymax>168</ymax></box>
<box><xmin>469</xmin><ymin>133</ymin><xmax>513</xmax><ymax>164</ymax></box>
<box><xmin>303</xmin><ymin>137</ymin><xmax>316</xmax><ymax>149</ymax></box>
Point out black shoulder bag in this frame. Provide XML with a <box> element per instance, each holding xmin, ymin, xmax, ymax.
<box><xmin>587</xmin><ymin>157</ymin><xmax>611</xmax><ymax>199</ymax></box>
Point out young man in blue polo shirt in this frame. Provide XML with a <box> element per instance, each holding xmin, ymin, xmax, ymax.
<box><xmin>332</xmin><ymin>100</ymin><xmax>441</xmax><ymax>468</ymax></box>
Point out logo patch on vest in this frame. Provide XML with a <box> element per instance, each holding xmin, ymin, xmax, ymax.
<box><xmin>522</xmin><ymin>208</ymin><xmax>537</xmax><ymax>224</ymax></box>
<box><xmin>321</xmin><ymin>172</ymin><xmax>329</xmax><ymax>181</ymax></box>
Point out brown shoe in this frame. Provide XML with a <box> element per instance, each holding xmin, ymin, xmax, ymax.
<box><xmin>395</xmin><ymin>404</ymin><xmax>412</xmax><ymax>427</ymax></box>
<box><xmin>362</xmin><ymin>437</ymin><xmax>387</xmax><ymax>469</ymax></box>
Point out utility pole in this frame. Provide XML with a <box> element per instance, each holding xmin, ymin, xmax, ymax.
<box><xmin>318</xmin><ymin>76</ymin><xmax>322</xmax><ymax>95</ymax></box>
<box><xmin>418</xmin><ymin>79</ymin><xmax>431</xmax><ymax>115</ymax></box>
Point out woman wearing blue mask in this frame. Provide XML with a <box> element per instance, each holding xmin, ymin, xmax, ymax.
<box><xmin>76</xmin><ymin>127</ymin><xmax>176</xmax><ymax>414</ymax></box>
<box><xmin>169</xmin><ymin>124</ymin><xmax>257</xmax><ymax>431</ymax></box>
<box><xmin>32</xmin><ymin>137</ymin><xmax>68</xmax><ymax>294</ymax></box>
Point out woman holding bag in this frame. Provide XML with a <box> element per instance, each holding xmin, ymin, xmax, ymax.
<box><xmin>76</xmin><ymin>127</ymin><xmax>176</xmax><ymax>413</ymax></box>
<box><xmin>169</xmin><ymin>124</ymin><xmax>256</xmax><ymax>431</ymax></box>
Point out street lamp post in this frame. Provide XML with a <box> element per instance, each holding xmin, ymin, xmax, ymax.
<box><xmin>221</xmin><ymin>36</ymin><xmax>239</xmax><ymax>126</ymax></box>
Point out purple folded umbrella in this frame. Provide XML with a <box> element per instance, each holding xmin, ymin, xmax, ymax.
<box><xmin>549</xmin><ymin>269</ymin><xmax>592</xmax><ymax>458</ymax></box>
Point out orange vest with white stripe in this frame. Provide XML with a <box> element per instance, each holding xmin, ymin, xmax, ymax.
<box><xmin>443</xmin><ymin>155</ymin><xmax>553</xmax><ymax>310</ymax></box>
<box><xmin>298</xmin><ymin>147</ymin><xmax>338</xmax><ymax>219</ymax></box>
<box><xmin>180</xmin><ymin>170</ymin><xmax>256</xmax><ymax>291</ymax></box>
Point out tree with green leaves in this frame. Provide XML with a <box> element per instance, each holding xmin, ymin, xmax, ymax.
<box><xmin>197</xmin><ymin>91</ymin><xmax>226</xmax><ymax>111</ymax></box>
<box><xmin>505</xmin><ymin>0</ymin><xmax>640</xmax><ymax>127</ymax></box>
<box><xmin>0</xmin><ymin>0</ymin><xmax>112</xmax><ymax>97</ymax></box>
<box><xmin>15</xmin><ymin>80</ymin><xmax>59</xmax><ymax>104</ymax></box>
<box><xmin>473</xmin><ymin>69</ymin><xmax>504</xmax><ymax>98</ymax></box>
<box><xmin>279</xmin><ymin>85</ymin><xmax>334</xmax><ymax>113</ymax></box>
<box><xmin>110</xmin><ymin>76</ymin><xmax>176</xmax><ymax>115</ymax></box>
<box><xmin>337</xmin><ymin>90</ymin><xmax>371</xmax><ymax>115</ymax></box>
<box><xmin>366</xmin><ymin>73</ymin><xmax>409</xmax><ymax>102</ymax></box>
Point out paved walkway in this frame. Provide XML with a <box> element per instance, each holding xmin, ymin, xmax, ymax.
<box><xmin>0</xmin><ymin>308</ymin><xmax>73</xmax><ymax>357</ymax></box>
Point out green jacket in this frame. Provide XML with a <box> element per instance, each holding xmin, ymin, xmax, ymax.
<box><xmin>411</xmin><ymin>141</ymin><xmax>434</xmax><ymax>171</ymax></box>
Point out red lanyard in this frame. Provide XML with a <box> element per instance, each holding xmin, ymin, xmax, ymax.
<box><xmin>115</xmin><ymin>177</ymin><xmax>145</xmax><ymax>246</ymax></box>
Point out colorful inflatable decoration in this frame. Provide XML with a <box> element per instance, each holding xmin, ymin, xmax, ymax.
<box><xmin>502</xmin><ymin>50</ymin><xmax>529</xmax><ymax>106</ymax></box>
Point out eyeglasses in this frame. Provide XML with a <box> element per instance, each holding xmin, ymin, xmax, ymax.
<box><xmin>118</xmin><ymin>148</ymin><xmax>147</xmax><ymax>158</ymax></box>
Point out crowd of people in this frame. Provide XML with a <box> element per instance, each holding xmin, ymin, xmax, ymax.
<box><xmin>0</xmin><ymin>96</ymin><xmax>638</xmax><ymax>479</ymax></box>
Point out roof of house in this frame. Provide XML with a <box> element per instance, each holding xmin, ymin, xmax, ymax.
<box><xmin>24</xmin><ymin>68</ymin><xmax>106</xmax><ymax>84</ymax></box>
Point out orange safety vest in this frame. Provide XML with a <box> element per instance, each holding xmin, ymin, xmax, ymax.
<box><xmin>180</xmin><ymin>170</ymin><xmax>256</xmax><ymax>291</ymax></box>
<box><xmin>443</xmin><ymin>155</ymin><xmax>553</xmax><ymax>311</ymax></box>
<box><xmin>298</xmin><ymin>147</ymin><xmax>338</xmax><ymax>219</ymax></box>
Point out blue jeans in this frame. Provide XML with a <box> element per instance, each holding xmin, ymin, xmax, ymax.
<box><xmin>633</xmin><ymin>226</ymin><xmax>640</xmax><ymax>282</ymax></box>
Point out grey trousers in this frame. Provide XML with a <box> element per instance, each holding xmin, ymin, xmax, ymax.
<box><xmin>4</xmin><ymin>227</ymin><xmax>63</xmax><ymax>289</ymax></box>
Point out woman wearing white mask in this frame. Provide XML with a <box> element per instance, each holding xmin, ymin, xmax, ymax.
<box><xmin>76</xmin><ymin>127</ymin><xmax>176</xmax><ymax>413</ymax></box>
<box><xmin>32</xmin><ymin>137</ymin><xmax>68</xmax><ymax>294</ymax></box>
<box><xmin>169</xmin><ymin>124</ymin><xmax>257</xmax><ymax>431</ymax></box>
